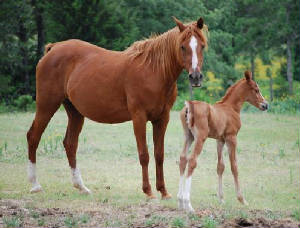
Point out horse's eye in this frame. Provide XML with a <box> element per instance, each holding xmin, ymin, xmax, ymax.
<box><xmin>255</xmin><ymin>89</ymin><xmax>259</xmax><ymax>93</ymax></box>
<box><xmin>181</xmin><ymin>46</ymin><xmax>185</xmax><ymax>51</ymax></box>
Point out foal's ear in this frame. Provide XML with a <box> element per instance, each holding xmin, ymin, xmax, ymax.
<box><xmin>197</xmin><ymin>17</ymin><xmax>204</xmax><ymax>29</ymax></box>
<box><xmin>172</xmin><ymin>16</ymin><xmax>186</xmax><ymax>32</ymax></box>
<box><xmin>244</xmin><ymin>70</ymin><xmax>252</xmax><ymax>81</ymax></box>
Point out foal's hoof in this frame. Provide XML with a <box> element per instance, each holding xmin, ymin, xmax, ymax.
<box><xmin>30</xmin><ymin>185</ymin><xmax>42</xmax><ymax>193</ymax></box>
<box><xmin>238</xmin><ymin>197</ymin><xmax>248</xmax><ymax>206</ymax></box>
<box><xmin>161</xmin><ymin>193</ymin><xmax>172</xmax><ymax>200</ymax></box>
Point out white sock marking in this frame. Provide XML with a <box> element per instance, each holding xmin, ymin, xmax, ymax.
<box><xmin>71</xmin><ymin>168</ymin><xmax>91</xmax><ymax>194</ymax></box>
<box><xmin>189</xmin><ymin>36</ymin><xmax>198</xmax><ymax>70</ymax></box>
<box><xmin>28</xmin><ymin>161</ymin><xmax>42</xmax><ymax>193</ymax></box>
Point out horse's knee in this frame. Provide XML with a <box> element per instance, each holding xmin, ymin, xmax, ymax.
<box><xmin>139</xmin><ymin>151</ymin><xmax>149</xmax><ymax>166</ymax></box>
<box><xmin>187</xmin><ymin>158</ymin><xmax>197</xmax><ymax>176</ymax></box>
<box><xmin>154</xmin><ymin>152</ymin><xmax>164</xmax><ymax>166</ymax></box>
<box><xmin>179</xmin><ymin>156</ymin><xmax>187</xmax><ymax>174</ymax></box>
<box><xmin>217</xmin><ymin>162</ymin><xmax>225</xmax><ymax>175</ymax></box>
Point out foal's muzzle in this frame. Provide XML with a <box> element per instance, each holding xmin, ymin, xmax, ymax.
<box><xmin>189</xmin><ymin>72</ymin><xmax>204</xmax><ymax>87</ymax></box>
<box><xmin>260</xmin><ymin>101</ymin><xmax>269</xmax><ymax>111</ymax></box>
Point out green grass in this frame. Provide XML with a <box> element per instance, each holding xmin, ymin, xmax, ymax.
<box><xmin>0</xmin><ymin>111</ymin><xmax>299</xmax><ymax>219</ymax></box>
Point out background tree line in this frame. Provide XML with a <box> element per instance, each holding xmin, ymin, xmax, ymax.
<box><xmin>0</xmin><ymin>0</ymin><xmax>299</xmax><ymax>113</ymax></box>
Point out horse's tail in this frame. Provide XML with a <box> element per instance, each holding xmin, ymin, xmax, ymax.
<box><xmin>185</xmin><ymin>101</ymin><xmax>194</xmax><ymax>128</ymax></box>
<box><xmin>44</xmin><ymin>43</ymin><xmax>55</xmax><ymax>55</ymax></box>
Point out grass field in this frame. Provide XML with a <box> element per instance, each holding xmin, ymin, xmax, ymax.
<box><xmin>0</xmin><ymin>110</ymin><xmax>299</xmax><ymax>227</ymax></box>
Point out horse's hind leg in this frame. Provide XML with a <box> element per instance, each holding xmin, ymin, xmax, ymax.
<box><xmin>225</xmin><ymin>135</ymin><xmax>248</xmax><ymax>205</ymax></box>
<box><xmin>63</xmin><ymin>100</ymin><xmax>91</xmax><ymax>194</ymax></box>
<box><xmin>27</xmin><ymin>102</ymin><xmax>61</xmax><ymax>193</ymax></box>
<box><xmin>216</xmin><ymin>139</ymin><xmax>225</xmax><ymax>203</ymax></box>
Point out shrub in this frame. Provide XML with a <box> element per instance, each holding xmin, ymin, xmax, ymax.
<box><xmin>14</xmin><ymin>95</ymin><xmax>35</xmax><ymax>112</ymax></box>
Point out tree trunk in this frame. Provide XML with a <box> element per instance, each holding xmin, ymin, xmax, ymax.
<box><xmin>250</xmin><ymin>52</ymin><xmax>255</xmax><ymax>81</ymax></box>
<box><xmin>286</xmin><ymin>36</ymin><xmax>293</xmax><ymax>95</ymax></box>
<box><xmin>31</xmin><ymin>0</ymin><xmax>45</xmax><ymax>60</ymax></box>
<box><xmin>17</xmin><ymin>19</ymin><xmax>30</xmax><ymax>94</ymax></box>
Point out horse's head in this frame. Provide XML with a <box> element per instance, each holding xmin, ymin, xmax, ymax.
<box><xmin>243</xmin><ymin>71</ymin><xmax>268</xmax><ymax>111</ymax></box>
<box><xmin>173</xmin><ymin>16</ymin><xmax>207</xmax><ymax>87</ymax></box>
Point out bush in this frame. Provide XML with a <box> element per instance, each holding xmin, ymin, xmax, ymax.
<box><xmin>14</xmin><ymin>95</ymin><xmax>35</xmax><ymax>112</ymax></box>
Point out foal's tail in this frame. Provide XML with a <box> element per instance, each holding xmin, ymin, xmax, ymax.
<box><xmin>185</xmin><ymin>101</ymin><xmax>194</xmax><ymax>128</ymax></box>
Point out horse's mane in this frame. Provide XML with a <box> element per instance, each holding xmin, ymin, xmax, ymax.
<box><xmin>124</xmin><ymin>22</ymin><xmax>208</xmax><ymax>78</ymax></box>
<box><xmin>217</xmin><ymin>78</ymin><xmax>245</xmax><ymax>104</ymax></box>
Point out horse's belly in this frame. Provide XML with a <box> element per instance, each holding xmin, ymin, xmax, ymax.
<box><xmin>72</xmin><ymin>96</ymin><xmax>131</xmax><ymax>123</ymax></box>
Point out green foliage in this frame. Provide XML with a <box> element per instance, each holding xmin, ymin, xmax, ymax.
<box><xmin>202</xmin><ymin>216</ymin><xmax>217</xmax><ymax>228</ymax></box>
<box><xmin>3</xmin><ymin>216</ymin><xmax>23</xmax><ymax>228</ymax></box>
<box><xmin>0</xmin><ymin>0</ymin><xmax>299</xmax><ymax>113</ymax></box>
<box><xmin>292</xmin><ymin>208</ymin><xmax>300</xmax><ymax>221</ymax></box>
<box><xmin>64</xmin><ymin>216</ymin><xmax>78</xmax><ymax>228</ymax></box>
<box><xmin>14</xmin><ymin>95</ymin><xmax>34</xmax><ymax>111</ymax></box>
<box><xmin>171</xmin><ymin>217</ymin><xmax>186</xmax><ymax>228</ymax></box>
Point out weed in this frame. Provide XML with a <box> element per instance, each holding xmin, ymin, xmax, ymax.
<box><xmin>171</xmin><ymin>217</ymin><xmax>186</xmax><ymax>228</ymax></box>
<box><xmin>64</xmin><ymin>216</ymin><xmax>78</xmax><ymax>228</ymax></box>
<box><xmin>239</xmin><ymin>211</ymin><xmax>248</xmax><ymax>219</ymax></box>
<box><xmin>292</xmin><ymin>208</ymin><xmax>300</xmax><ymax>221</ymax></box>
<box><xmin>202</xmin><ymin>216</ymin><xmax>217</xmax><ymax>228</ymax></box>
<box><xmin>145</xmin><ymin>215</ymin><xmax>166</xmax><ymax>227</ymax></box>
<box><xmin>37</xmin><ymin>218</ymin><xmax>45</xmax><ymax>226</ymax></box>
<box><xmin>3</xmin><ymin>216</ymin><xmax>22</xmax><ymax>228</ymax></box>
<box><xmin>79</xmin><ymin>214</ymin><xmax>90</xmax><ymax>224</ymax></box>
<box><xmin>188</xmin><ymin>213</ymin><xmax>200</xmax><ymax>221</ymax></box>
<box><xmin>279</xmin><ymin>148</ymin><xmax>285</xmax><ymax>158</ymax></box>
<box><xmin>30</xmin><ymin>210</ymin><xmax>39</xmax><ymax>219</ymax></box>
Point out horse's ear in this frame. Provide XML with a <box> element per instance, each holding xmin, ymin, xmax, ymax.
<box><xmin>172</xmin><ymin>16</ymin><xmax>186</xmax><ymax>32</ymax></box>
<box><xmin>245</xmin><ymin>70</ymin><xmax>252</xmax><ymax>81</ymax></box>
<box><xmin>197</xmin><ymin>17</ymin><xmax>204</xmax><ymax>29</ymax></box>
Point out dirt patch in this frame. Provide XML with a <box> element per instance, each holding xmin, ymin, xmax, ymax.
<box><xmin>0</xmin><ymin>199</ymin><xmax>299</xmax><ymax>228</ymax></box>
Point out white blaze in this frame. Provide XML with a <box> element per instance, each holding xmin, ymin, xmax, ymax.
<box><xmin>189</xmin><ymin>36</ymin><xmax>198</xmax><ymax>70</ymax></box>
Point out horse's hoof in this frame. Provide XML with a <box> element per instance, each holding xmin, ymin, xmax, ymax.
<box><xmin>30</xmin><ymin>185</ymin><xmax>42</xmax><ymax>193</ymax></box>
<box><xmin>80</xmin><ymin>187</ymin><xmax>92</xmax><ymax>195</ymax></box>
<box><xmin>146</xmin><ymin>194</ymin><xmax>157</xmax><ymax>200</ymax></box>
<box><xmin>161</xmin><ymin>193</ymin><xmax>172</xmax><ymax>200</ymax></box>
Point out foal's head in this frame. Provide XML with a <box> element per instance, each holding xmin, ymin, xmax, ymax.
<box><xmin>243</xmin><ymin>71</ymin><xmax>268</xmax><ymax>111</ymax></box>
<box><xmin>173</xmin><ymin>17</ymin><xmax>207</xmax><ymax>87</ymax></box>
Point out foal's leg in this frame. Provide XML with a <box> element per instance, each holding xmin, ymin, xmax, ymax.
<box><xmin>132</xmin><ymin>112</ymin><xmax>154</xmax><ymax>198</ymax></box>
<box><xmin>177</xmin><ymin>129</ymin><xmax>194</xmax><ymax>209</ymax></box>
<box><xmin>152</xmin><ymin>113</ymin><xmax>171</xmax><ymax>199</ymax></box>
<box><xmin>27</xmin><ymin>102</ymin><xmax>61</xmax><ymax>193</ymax></box>
<box><xmin>216</xmin><ymin>139</ymin><xmax>225</xmax><ymax>203</ymax></box>
<box><xmin>63</xmin><ymin>100</ymin><xmax>90</xmax><ymax>194</ymax></box>
<box><xmin>226</xmin><ymin>135</ymin><xmax>248</xmax><ymax>205</ymax></box>
<box><xmin>182</xmin><ymin>134</ymin><xmax>206</xmax><ymax>212</ymax></box>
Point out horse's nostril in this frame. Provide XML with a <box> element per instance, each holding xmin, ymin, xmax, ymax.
<box><xmin>199</xmin><ymin>73</ymin><xmax>203</xmax><ymax>80</ymax></box>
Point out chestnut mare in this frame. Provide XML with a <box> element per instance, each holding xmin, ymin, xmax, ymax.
<box><xmin>178</xmin><ymin>71</ymin><xmax>268</xmax><ymax>212</ymax></box>
<box><xmin>26</xmin><ymin>17</ymin><xmax>208</xmax><ymax>199</ymax></box>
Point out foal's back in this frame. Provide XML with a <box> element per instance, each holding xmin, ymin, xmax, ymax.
<box><xmin>181</xmin><ymin>101</ymin><xmax>241</xmax><ymax>140</ymax></box>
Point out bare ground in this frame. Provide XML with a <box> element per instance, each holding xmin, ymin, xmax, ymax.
<box><xmin>0</xmin><ymin>199</ymin><xmax>299</xmax><ymax>228</ymax></box>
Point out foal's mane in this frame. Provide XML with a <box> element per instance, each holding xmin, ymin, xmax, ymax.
<box><xmin>217</xmin><ymin>78</ymin><xmax>245</xmax><ymax>104</ymax></box>
<box><xmin>124</xmin><ymin>22</ymin><xmax>208</xmax><ymax>78</ymax></box>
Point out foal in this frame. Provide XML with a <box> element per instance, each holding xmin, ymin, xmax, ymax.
<box><xmin>177</xmin><ymin>71</ymin><xmax>268</xmax><ymax>212</ymax></box>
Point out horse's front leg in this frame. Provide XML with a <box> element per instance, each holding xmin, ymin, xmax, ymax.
<box><xmin>152</xmin><ymin>113</ymin><xmax>171</xmax><ymax>199</ymax></box>
<box><xmin>132</xmin><ymin>112</ymin><xmax>154</xmax><ymax>199</ymax></box>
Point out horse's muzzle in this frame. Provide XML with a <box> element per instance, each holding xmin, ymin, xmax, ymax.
<box><xmin>189</xmin><ymin>72</ymin><xmax>203</xmax><ymax>87</ymax></box>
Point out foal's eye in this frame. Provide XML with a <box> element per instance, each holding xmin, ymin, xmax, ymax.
<box><xmin>255</xmin><ymin>89</ymin><xmax>259</xmax><ymax>93</ymax></box>
<box><xmin>181</xmin><ymin>46</ymin><xmax>186</xmax><ymax>51</ymax></box>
